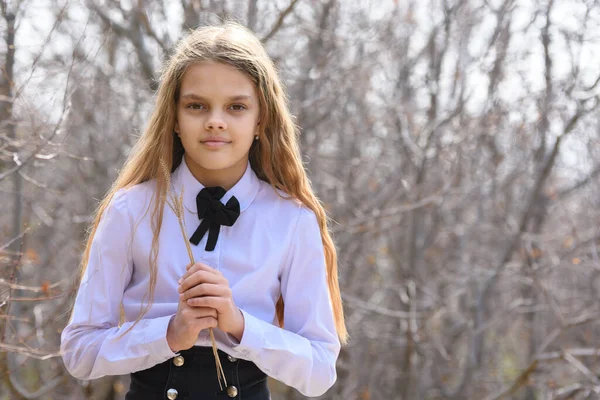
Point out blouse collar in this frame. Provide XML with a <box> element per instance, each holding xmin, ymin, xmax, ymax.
<box><xmin>172</xmin><ymin>156</ymin><xmax>260</xmax><ymax>214</ymax></box>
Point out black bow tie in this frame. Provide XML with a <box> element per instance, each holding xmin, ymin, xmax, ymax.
<box><xmin>189</xmin><ymin>187</ymin><xmax>240</xmax><ymax>251</ymax></box>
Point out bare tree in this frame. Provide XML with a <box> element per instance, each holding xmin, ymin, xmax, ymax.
<box><xmin>2</xmin><ymin>0</ymin><xmax>600</xmax><ymax>399</ymax></box>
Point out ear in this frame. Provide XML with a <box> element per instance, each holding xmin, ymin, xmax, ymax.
<box><xmin>174</xmin><ymin>122</ymin><xmax>180</xmax><ymax>135</ymax></box>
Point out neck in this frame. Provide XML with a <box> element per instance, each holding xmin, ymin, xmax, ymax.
<box><xmin>184</xmin><ymin>154</ymin><xmax>247</xmax><ymax>191</ymax></box>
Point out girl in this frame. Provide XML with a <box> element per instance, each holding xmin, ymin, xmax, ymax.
<box><xmin>60</xmin><ymin>21</ymin><xmax>348</xmax><ymax>399</ymax></box>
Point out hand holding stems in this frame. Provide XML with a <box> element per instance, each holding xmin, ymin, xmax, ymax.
<box><xmin>166</xmin><ymin>262</ymin><xmax>245</xmax><ymax>352</ymax></box>
<box><xmin>165</xmin><ymin>284</ymin><xmax>218</xmax><ymax>353</ymax></box>
<box><xmin>178</xmin><ymin>262</ymin><xmax>245</xmax><ymax>341</ymax></box>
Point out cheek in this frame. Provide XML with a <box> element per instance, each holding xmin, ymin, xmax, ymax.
<box><xmin>177</xmin><ymin>120</ymin><xmax>198</xmax><ymax>150</ymax></box>
<box><xmin>177</xmin><ymin>111</ymin><xmax>194</xmax><ymax>130</ymax></box>
<box><xmin>177</xmin><ymin>116</ymin><xmax>204</xmax><ymax>142</ymax></box>
<box><xmin>234</xmin><ymin>133</ymin><xmax>256</xmax><ymax>150</ymax></box>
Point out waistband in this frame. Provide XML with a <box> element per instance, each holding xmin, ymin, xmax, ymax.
<box><xmin>126</xmin><ymin>346</ymin><xmax>269</xmax><ymax>400</ymax></box>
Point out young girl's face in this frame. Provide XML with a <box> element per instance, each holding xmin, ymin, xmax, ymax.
<box><xmin>175</xmin><ymin>61</ymin><xmax>260</xmax><ymax>181</ymax></box>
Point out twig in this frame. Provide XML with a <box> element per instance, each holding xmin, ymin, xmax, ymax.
<box><xmin>0</xmin><ymin>343</ymin><xmax>61</xmax><ymax>361</ymax></box>
<box><xmin>341</xmin><ymin>293</ymin><xmax>424</xmax><ymax>319</ymax></box>
<box><xmin>261</xmin><ymin>0</ymin><xmax>300</xmax><ymax>43</ymax></box>
<box><xmin>563</xmin><ymin>351</ymin><xmax>600</xmax><ymax>385</ymax></box>
<box><xmin>0</xmin><ymin>228</ymin><xmax>31</xmax><ymax>252</ymax></box>
<box><xmin>5</xmin><ymin>294</ymin><xmax>65</xmax><ymax>302</ymax></box>
<box><xmin>0</xmin><ymin>279</ymin><xmax>62</xmax><ymax>293</ymax></box>
<box><xmin>484</xmin><ymin>360</ymin><xmax>538</xmax><ymax>400</ymax></box>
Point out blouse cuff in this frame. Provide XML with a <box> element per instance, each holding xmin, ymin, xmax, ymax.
<box><xmin>229</xmin><ymin>308</ymin><xmax>266</xmax><ymax>359</ymax></box>
<box><xmin>142</xmin><ymin>314</ymin><xmax>178</xmax><ymax>362</ymax></box>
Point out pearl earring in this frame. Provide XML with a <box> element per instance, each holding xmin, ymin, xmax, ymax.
<box><xmin>254</xmin><ymin>135</ymin><xmax>259</xmax><ymax>141</ymax></box>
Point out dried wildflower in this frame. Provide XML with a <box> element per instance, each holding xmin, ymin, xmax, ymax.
<box><xmin>159</xmin><ymin>158</ymin><xmax>227</xmax><ymax>389</ymax></box>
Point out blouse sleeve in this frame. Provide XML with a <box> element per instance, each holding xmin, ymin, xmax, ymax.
<box><xmin>230</xmin><ymin>206</ymin><xmax>341</xmax><ymax>397</ymax></box>
<box><xmin>60</xmin><ymin>189</ymin><xmax>177</xmax><ymax>380</ymax></box>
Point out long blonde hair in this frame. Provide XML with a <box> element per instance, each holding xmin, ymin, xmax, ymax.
<box><xmin>78</xmin><ymin>21</ymin><xmax>348</xmax><ymax>344</ymax></box>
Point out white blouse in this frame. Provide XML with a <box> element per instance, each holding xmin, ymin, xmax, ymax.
<box><xmin>60</xmin><ymin>157</ymin><xmax>341</xmax><ymax>397</ymax></box>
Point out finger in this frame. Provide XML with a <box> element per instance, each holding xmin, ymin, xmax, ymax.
<box><xmin>186</xmin><ymin>296</ymin><xmax>227</xmax><ymax>311</ymax></box>
<box><xmin>180</xmin><ymin>262</ymin><xmax>209</xmax><ymax>283</ymax></box>
<box><xmin>180</xmin><ymin>304</ymin><xmax>218</xmax><ymax>322</ymax></box>
<box><xmin>189</xmin><ymin>306</ymin><xmax>218</xmax><ymax>319</ymax></box>
<box><xmin>180</xmin><ymin>283</ymin><xmax>229</xmax><ymax>301</ymax></box>
<box><xmin>185</xmin><ymin>261</ymin><xmax>219</xmax><ymax>274</ymax></box>
<box><xmin>179</xmin><ymin>271</ymin><xmax>222</xmax><ymax>292</ymax></box>
<box><xmin>186</xmin><ymin>261</ymin><xmax>206</xmax><ymax>271</ymax></box>
<box><xmin>178</xmin><ymin>264</ymin><xmax>227</xmax><ymax>284</ymax></box>
<box><xmin>177</xmin><ymin>268</ymin><xmax>223</xmax><ymax>285</ymax></box>
<box><xmin>177</xmin><ymin>262</ymin><xmax>196</xmax><ymax>285</ymax></box>
<box><xmin>192</xmin><ymin>316</ymin><xmax>218</xmax><ymax>330</ymax></box>
<box><xmin>182</xmin><ymin>262</ymin><xmax>222</xmax><ymax>280</ymax></box>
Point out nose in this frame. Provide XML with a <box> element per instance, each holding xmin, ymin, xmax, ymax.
<box><xmin>205</xmin><ymin>112</ymin><xmax>227</xmax><ymax>131</ymax></box>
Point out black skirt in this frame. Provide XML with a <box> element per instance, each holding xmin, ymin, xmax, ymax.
<box><xmin>125</xmin><ymin>346</ymin><xmax>270</xmax><ymax>400</ymax></box>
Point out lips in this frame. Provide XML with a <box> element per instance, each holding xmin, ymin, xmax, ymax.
<box><xmin>200</xmin><ymin>137</ymin><xmax>231</xmax><ymax>143</ymax></box>
<box><xmin>200</xmin><ymin>137</ymin><xmax>231</xmax><ymax>149</ymax></box>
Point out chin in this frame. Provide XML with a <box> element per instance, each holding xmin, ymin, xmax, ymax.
<box><xmin>192</xmin><ymin>154</ymin><xmax>246</xmax><ymax>172</ymax></box>
<box><xmin>200</xmin><ymin>162</ymin><xmax>236</xmax><ymax>171</ymax></box>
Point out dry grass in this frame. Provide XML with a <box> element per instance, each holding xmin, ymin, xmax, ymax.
<box><xmin>159</xmin><ymin>158</ymin><xmax>227</xmax><ymax>390</ymax></box>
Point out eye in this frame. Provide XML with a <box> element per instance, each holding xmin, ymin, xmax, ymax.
<box><xmin>186</xmin><ymin>103</ymin><xmax>205</xmax><ymax>110</ymax></box>
<box><xmin>230</xmin><ymin>104</ymin><xmax>247</xmax><ymax>111</ymax></box>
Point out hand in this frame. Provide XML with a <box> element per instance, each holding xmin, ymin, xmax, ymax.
<box><xmin>167</xmin><ymin>271</ymin><xmax>218</xmax><ymax>352</ymax></box>
<box><xmin>178</xmin><ymin>262</ymin><xmax>245</xmax><ymax>340</ymax></box>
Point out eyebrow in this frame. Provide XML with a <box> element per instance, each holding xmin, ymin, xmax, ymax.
<box><xmin>180</xmin><ymin>93</ymin><xmax>253</xmax><ymax>102</ymax></box>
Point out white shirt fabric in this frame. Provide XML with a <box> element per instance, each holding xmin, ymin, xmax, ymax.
<box><xmin>60</xmin><ymin>157</ymin><xmax>341</xmax><ymax>397</ymax></box>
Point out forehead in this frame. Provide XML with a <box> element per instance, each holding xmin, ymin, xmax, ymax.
<box><xmin>179</xmin><ymin>61</ymin><xmax>257</xmax><ymax>98</ymax></box>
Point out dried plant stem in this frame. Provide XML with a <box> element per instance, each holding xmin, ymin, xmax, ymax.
<box><xmin>160</xmin><ymin>159</ymin><xmax>227</xmax><ymax>390</ymax></box>
<box><xmin>174</xmin><ymin>196</ymin><xmax>227</xmax><ymax>389</ymax></box>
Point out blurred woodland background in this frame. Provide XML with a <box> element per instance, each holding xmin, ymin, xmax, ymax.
<box><xmin>1</xmin><ymin>0</ymin><xmax>600</xmax><ymax>399</ymax></box>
